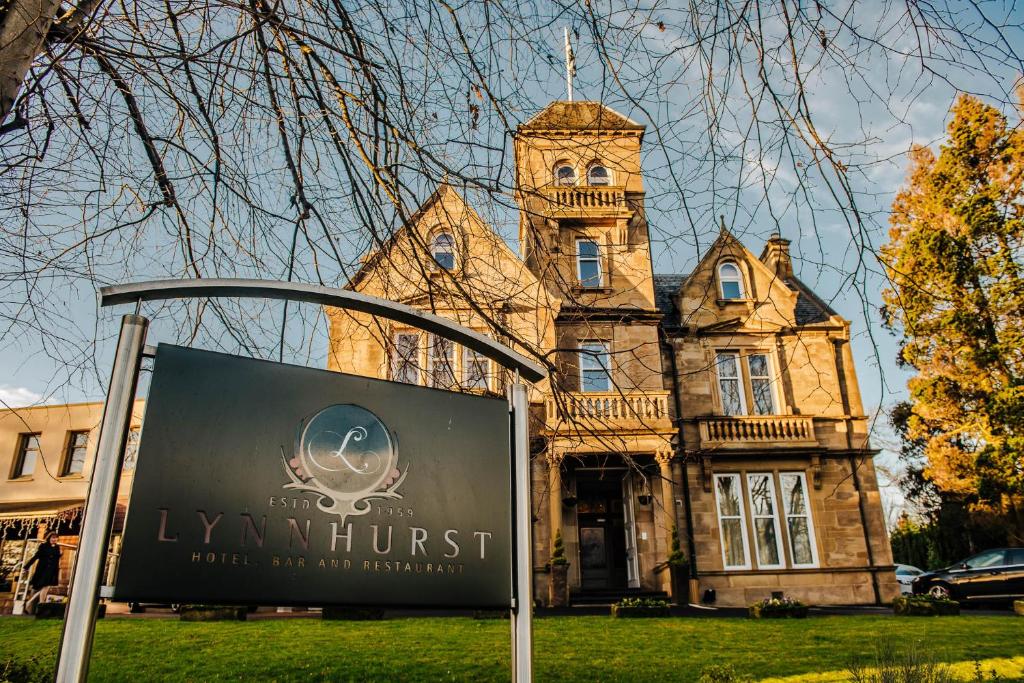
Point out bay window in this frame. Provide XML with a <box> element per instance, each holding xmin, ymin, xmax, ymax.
<box><xmin>714</xmin><ymin>470</ymin><xmax>819</xmax><ymax>570</ymax></box>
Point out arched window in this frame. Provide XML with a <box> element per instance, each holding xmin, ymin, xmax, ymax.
<box><xmin>555</xmin><ymin>164</ymin><xmax>576</xmax><ymax>186</ymax></box>
<box><xmin>431</xmin><ymin>232</ymin><xmax>456</xmax><ymax>270</ymax></box>
<box><xmin>718</xmin><ymin>262</ymin><xmax>744</xmax><ymax>299</ymax></box>
<box><xmin>587</xmin><ymin>165</ymin><xmax>611</xmax><ymax>186</ymax></box>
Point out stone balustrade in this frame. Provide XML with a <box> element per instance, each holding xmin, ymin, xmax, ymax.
<box><xmin>545</xmin><ymin>390</ymin><xmax>671</xmax><ymax>431</ymax></box>
<box><xmin>540</xmin><ymin>186</ymin><xmax>627</xmax><ymax>213</ymax></box>
<box><xmin>698</xmin><ymin>415</ymin><xmax>817</xmax><ymax>448</ymax></box>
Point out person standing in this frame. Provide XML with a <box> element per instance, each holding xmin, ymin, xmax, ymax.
<box><xmin>24</xmin><ymin>532</ymin><xmax>61</xmax><ymax>614</ymax></box>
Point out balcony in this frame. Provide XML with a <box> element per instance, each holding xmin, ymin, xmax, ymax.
<box><xmin>545</xmin><ymin>390</ymin><xmax>672</xmax><ymax>433</ymax></box>
<box><xmin>698</xmin><ymin>415</ymin><xmax>817</xmax><ymax>449</ymax></box>
<box><xmin>539</xmin><ymin>186</ymin><xmax>630</xmax><ymax>217</ymax></box>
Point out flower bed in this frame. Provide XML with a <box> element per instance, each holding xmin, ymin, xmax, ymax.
<box><xmin>748</xmin><ymin>597</ymin><xmax>808</xmax><ymax>619</ymax></box>
<box><xmin>179</xmin><ymin>605</ymin><xmax>248</xmax><ymax>621</ymax></box>
<box><xmin>611</xmin><ymin>597</ymin><xmax>671</xmax><ymax>618</ymax></box>
<box><xmin>892</xmin><ymin>594</ymin><xmax>959</xmax><ymax>616</ymax></box>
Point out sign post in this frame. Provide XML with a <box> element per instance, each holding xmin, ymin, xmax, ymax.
<box><xmin>510</xmin><ymin>382</ymin><xmax>533</xmax><ymax>682</ymax></box>
<box><xmin>54</xmin><ymin>279</ymin><xmax>544</xmax><ymax>683</ymax></box>
<box><xmin>57</xmin><ymin>314</ymin><xmax>148</xmax><ymax>683</ymax></box>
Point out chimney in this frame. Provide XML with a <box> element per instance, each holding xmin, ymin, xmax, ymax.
<box><xmin>760</xmin><ymin>233</ymin><xmax>794</xmax><ymax>281</ymax></box>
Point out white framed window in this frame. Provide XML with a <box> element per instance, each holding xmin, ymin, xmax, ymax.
<box><xmin>431</xmin><ymin>232</ymin><xmax>456</xmax><ymax>271</ymax></box>
<box><xmin>123</xmin><ymin>427</ymin><xmax>141</xmax><ymax>471</ymax></box>
<box><xmin>63</xmin><ymin>431</ymin><xmax>89</xmax><ymax>476</ymax></box>
<box><xmin>11</xmin><ymin>434</ymin><xmax>39</xmax><ymax>478</ymax></box>
<box><xmin>391</xmin><ymin>332</ymin><xmax>421</xmax><ymax>384</ymax></box>
<box><xmin>555</xmin><ymin>163</ymin><xmax>576</xmax><ymax>186</ymax></box>
<box><xmin>587</xmin><ymin>164</ymin><xmax>611</xmax><ymax>186</ymax></box>
<box><xmin>747</xmin><ymin>354</ymin><xmax>776</xmax><ymax>415</ymax></box>
<box><xmin>428</xmin><ymin>334</ymin><xmax>456</xmax><ymax>389</ymax></box>
<box><xmin>579</xmin><ymin>341</ymin><xmax>611</xmax><ymax>393</ymax></box>
<box><xmin>576</xmin><ymin>239</ymin><xmax>602</xmax><ymax>288</ymax></box>
<box><xmin>714</xmin><ymin>473</ymin><xmax>751</xmax><ymax>570</ymax></box>
<box><xmin>718</xmin><ymin>262</ymin><xmax>745</xmax><ymax>299</ymax></box>
<box><xmin>746</xmin><ymin>473</ymin><xmax>785</xmax><ymax>569</ymax></box>
<box><xmin>780</xmin><ymin>472</ymin><xmax>819</xmax><ymax>568</ymax></box>
<box><xmin>462</xmin><ymin>347</ymin><xmax>490</xmax><ymax>391</ymax></box>
<box><xmin>715</xmin><ymin>352</ymin><xmax>746</xmax><ymax>416</ymax></box>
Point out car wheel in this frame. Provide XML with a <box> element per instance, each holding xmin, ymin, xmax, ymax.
<box><xmin>128</xmin><ymin>602</ymin><xmax>143</xmax><ymax>613</ymax></box>
<box><xmin>170</xmin><ymin>604</ymin><xmax>181</xmax><ymax>613</ymax></box>
<box><xmin>928</xmin><ymin>584</ymin><xmax>952</xmax><ymax>600</ymax></box>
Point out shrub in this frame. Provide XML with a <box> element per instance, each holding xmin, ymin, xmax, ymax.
<box><xmin>847</xmin><ymin>639</ymin><xmax>1003</xmax><ymax>682</ymax></box>
<box><xmin>893</xmin><ymin>594</ymin><xmax>960</xmax><ymax>616</ymax></box>
<box><xmin>748</xmin><ymin>596</ymin><xmax>808</xmax><ymax>619</ymax></box>
<box><xmin>615</xmin><ymin>597</ymin><xmax>669</xmax><ymax>609</ymax></box>
<box><xmin>697</xmin><ymin>664</ymin><xmax>750</xmax><ymax>683</ymax></box>
<box><xmin>550</xmin><ymin>531</ymin><xmax>568</xmax><ymax>567</ymax></box>
<box><xmin>610</xmin><ymin>597</ymin><xmax>670</xmax><ymax>618</ymax></box>
<box><xmin>668</xmin><ymin>525</ymin><xmax>687</xmax><ymax>567</ymax></box>
<box><xmin>0</xmin><ymin>653</ymin><xmax>52</xmax><ymax>683</ymax></box>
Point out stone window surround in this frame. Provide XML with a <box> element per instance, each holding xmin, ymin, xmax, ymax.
<box><xmin>713</xmin><ymin>468</ymin><xmax>821</xmax><ymax>572</ymax></box>
<box><xmin>711</xmin><ymin>348</ymin><xmax>783</xmax><ymax>417</ymax></box>
<box><xmin>552</xmin><ymin>159</ymin><xmax>616</xmax><ymax>187</ymax></box>
<box><xmin>388</xmin><ymin>328</ymin><xmax>494</xmax><ymax>392</ymax></box>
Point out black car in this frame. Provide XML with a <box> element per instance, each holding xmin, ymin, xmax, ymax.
<box><xmin>912</xmin><ymin>547</ymin><xmax>1024</xmax><ymax>602</ymax></box>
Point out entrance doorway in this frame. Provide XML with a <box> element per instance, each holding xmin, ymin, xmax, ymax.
<box><xmin>575</xmin><ymin>470</ymin><xmax>639</xmax><ymax>591</ymax></box>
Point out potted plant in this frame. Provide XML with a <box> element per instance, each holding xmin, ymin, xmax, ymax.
<box><xmin>667</xmin><ymin>525</ymin><xmax>689</xmax><ymax>604</ymax></box>
<box><xmin>748</xmin><ymin>596</ymin><xmax>808</xmax><ymax>619</ymax></box>
<box><xmin>611</xmin><ymin>597</ymin><xmax>671</xmax><ymax>618</ymax></box>
<box><xmin>892</xmin><ymin>594</ymin><xmax>960</xmax><ymax>616</ymax></box>
<box><xmin>548</xmin><ymin>531</ymin><xmax>569</xmax><ymax>607</ymax></box>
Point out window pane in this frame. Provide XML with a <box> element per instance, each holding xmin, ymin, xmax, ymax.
<box><xmin>720</xmin><ymin>281</ymin><xmax>742</xmax><ymax>299</ymax></box>
<box><xmin>66</xmin><ymin>431</ymin><xmax>88</xmax><ymax>475</ymax></box>
<box><xmin>123</xmin><ymin>428</ymin><xmax>141</xmax><ymax>471</ymax></box>
<box><xmin>588</xmin><ymin>166</ymin><xmax>610</xmax><ymax>185</ymax></box>
<box><xmin>754</xmin><ymin>519</ymin><xmax>781</xmax><ymax>566</ymax></box>
<box><xmin>748</xmin><ymin>354</ymin><xmax>768</xmax><ymax>377</ymax></box>
<box><xmin>578</xmin><ymin>240</ymin><xmax>600</xmax><ymax>258</ymax></box>
<box><xmin>392</xmin><ymin>333</ymin><xmax>420</xmax><ymax>384</ymax></box>
<box><xmin>780</xmin><ymin>474</ymin><xmax>807</xmax><ymax>515</ymax></box>
<box><xmin>556</xmin><ymin>166</ymin><xmax>575</xmax><ymax>185</ymax></box>
<box><xmin>578</xmin><ymin>260</ymin><xmax>602</xmax><ymax>288</ymax></box>
<box><xmin>721</xmin><ymin>519</ymin><xmax>746</xmax><ymax>568</ymax></box>
<box><xmin>715</xmin><ymin>476</ymin><xmax>741</xmax><ymax>517</ymax></box>
<box><xmin>463</xmin><ymin>348</ymin><xmax>489</xmax><ymax>390</ymax></box>
<box><xmin>432</xmin><ymin>234</ymin><xmax>455</xmax><ymax>270</ymax></box>
<box><xmin>751</xmin><ymin>379</ymin><xmax>774</xmax><ymax>415</ymax></box>
<box><xmin>716</xmin><ymin>353</ymin><xmax>738</xmax><ymax>377</ymax></box>
<box><xmin>720</xmin><ymin>263</ymin><xmax>739</xmax><ymax>278</ymax></box>
<box><xmin>579</xmin><ymin>343</ymin><xmax>610</xmax><ymax>392</ymax></box>
<box><xmin>18</xmin><ymin>451</ymin><xmax>36</xmax><ymax>477</ymax></box>
<box><xmin>788</xmin><ymin>517</ymin><xmax>814</xmax><ymax>565</ymax></box>
<box><xmin>430</xmin><ymin>336</ymin><xmax>456</xmax><ymax>389</ymax></box>
<box><xmin>748</xmin><ymin>476</ymin><xmax>774</xmax><ymax>516</ymax></box>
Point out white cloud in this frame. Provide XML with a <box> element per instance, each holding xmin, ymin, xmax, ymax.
<box><xmin>0</xmin><ymin>385</ymin><xmax>54</xmax><ymax>408</ymax></box>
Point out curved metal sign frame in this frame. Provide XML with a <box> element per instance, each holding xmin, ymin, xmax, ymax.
<box><xmin>100</xmin><ymin>278</ymin><xmax>547</xmax><ymax>383</ymax></box>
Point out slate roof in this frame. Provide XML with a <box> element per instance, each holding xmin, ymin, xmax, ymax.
<box><xmin>653</xmin><ymin>274</ymin><xmax>687</xmax><ymax>328</ymax></box>
<box><xmin>653</xmin><ymin>273</ymin><xmax>837</xmax><ymax>329</ymax></box>
<box><xmin>518</xmin><ymin>101</ymin><xmax>645</xmax><ymax>132</ymax></box>
<box><xmin>785</xmin><ymin>276</ymin><xmax>838</xmax><ymax>325</ymax></box>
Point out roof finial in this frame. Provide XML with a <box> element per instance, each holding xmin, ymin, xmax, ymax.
<box><xmin>564</xmin><ymin>28</ymin><xmax>576</xmax><ymax>102</ymax></box>
<box><xmin>719</xmin><ymin>214</ymin><xmax>727</xmax><ymax>233</ymax></box>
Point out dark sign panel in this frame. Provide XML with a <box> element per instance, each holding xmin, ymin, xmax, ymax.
<box><xmin>114</xmin><ymin>345</ymin><xmax>512</xmax><ymax>608</ymax></box>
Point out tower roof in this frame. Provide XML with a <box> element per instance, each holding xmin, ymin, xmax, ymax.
<box><xmin>518</xmin><ymin>101</ymin><xmax>645</xmax><ymax>133</ymax></box>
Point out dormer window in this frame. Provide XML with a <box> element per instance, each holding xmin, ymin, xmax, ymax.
<box><xmin>718</xmin><ymin>262</ymin><xmax>744</xmax><ymax>299</ymax></box>
<box><xmin>431</xmin><ymin>232</ymin><xmax>456</xmax><ymax>270</ymax></box>
<box><xmin>587</xmin><ymin>165</ymin><xmax>611</xmax><ymax>186</ymax></box>
<box><xmin>555</xmin><ymin>164</ymin><xmax>576</xmax><ymax>186</ymax></box>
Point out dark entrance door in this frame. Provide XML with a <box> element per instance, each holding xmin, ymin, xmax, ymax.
<box><xmin>576</xmin><ymin>471</ymin><xmax>628</xmax><ymax>590</ymax></box>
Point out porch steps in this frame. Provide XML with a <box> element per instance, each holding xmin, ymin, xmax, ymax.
<box><xmin>570</xmin><ymin>589</ymin><xmax>670</xmax><ymax>606</ymax></box>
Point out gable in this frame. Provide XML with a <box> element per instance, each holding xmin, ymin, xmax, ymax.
<box><xmin>518</xmin><ymin>101</ymin><xmax>645</xmax><ymax>134</ymax></box>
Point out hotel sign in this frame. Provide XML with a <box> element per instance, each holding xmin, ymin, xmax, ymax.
<box><xmin>114</xmin><ymin>345</ymin><xmax>512</xmax><ymax>608</ymax></box>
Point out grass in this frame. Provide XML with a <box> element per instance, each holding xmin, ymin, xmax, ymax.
<box><xmin>0</xmin><ymin>614</ymin><xmax>1022</xmax><ymax>681</ymax></box>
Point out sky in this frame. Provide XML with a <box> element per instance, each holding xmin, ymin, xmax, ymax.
<box><xmin>3</xmin><ymin>1</ymin><xmax>1023</xmax><ymax>524</ymax></box>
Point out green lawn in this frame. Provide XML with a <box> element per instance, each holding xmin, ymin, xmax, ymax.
<box><xmin>0</xmin><ymin>614</ymin><xmax>1022</xmax><ymax>681</ymax></box>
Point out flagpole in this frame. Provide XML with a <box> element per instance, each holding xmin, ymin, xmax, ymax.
<box><xmin>564</xmin><ymin>28</ymin><xmax>573</xmax><ymax>102</ymax></box>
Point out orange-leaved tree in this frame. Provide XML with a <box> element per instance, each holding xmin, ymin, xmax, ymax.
<box><xmin>882</xmin><ymin>92</ymin><xmax>1024</xmax><ymax>542</ymax></box>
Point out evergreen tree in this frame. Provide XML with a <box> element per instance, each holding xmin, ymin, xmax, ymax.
<box><xmin>882</xmin><ymin>92</ymin><xmax>1024</xmax><ymax>542</ymax></box>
